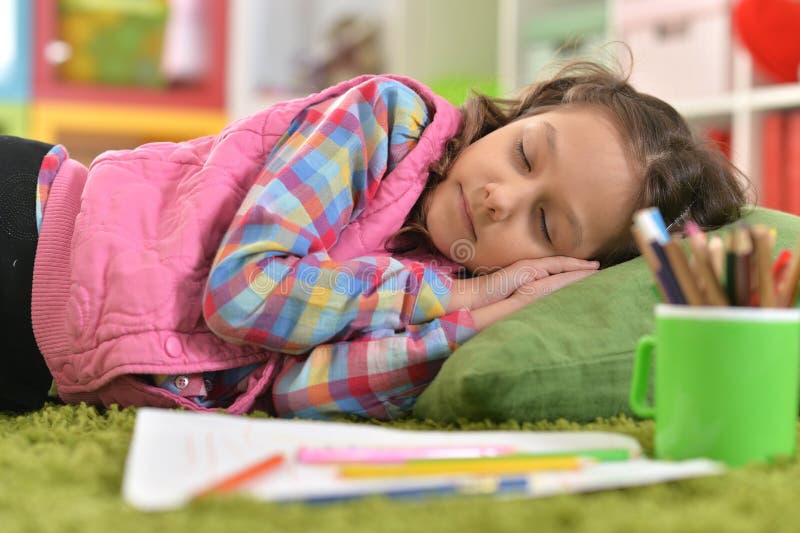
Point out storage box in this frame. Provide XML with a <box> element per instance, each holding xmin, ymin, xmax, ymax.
<box><xmin>612</xmin><ymin>0</ymin><xmax>733</xmax><ymax>102</ymax></box>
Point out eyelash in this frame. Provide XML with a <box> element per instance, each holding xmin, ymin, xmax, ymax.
<box><xmin>515</xmin><ymin>138</ymin><xmax>549</xmax><ymax>243</ymax></box>
<box><xmin>515</xmin><ymin>139</ymin><xmax>531</xmax><ymax>172</ymax></box>
<box><xmin>539</xmin><ymin>208</ymin><xmax>551</xmax><ymax>243</ymax></box>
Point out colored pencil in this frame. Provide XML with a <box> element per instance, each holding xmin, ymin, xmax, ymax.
<box><xmin>733</xmin><ymin>226</ymin><xmax>753</xmax><ymax>306</ymax></box>
<box><xmin>777</xmin><ymin>238</ymin><xmax>800</xmax><ymax>307</ymax></box>
<box><xmin>684</xmin><ymin>224</ymin><xmax>728</xmax><ymax>306</ymax></box>
<box><xmin>631</xmin><ymin>226</ymin><xmax>669</xmax><ymax>303</ymax></box>
<box><xmin>193</xmin><ymin>453</ymin><xmax>285</xmax><ymax>498</ymax></box>
<box><xmin>725</xmin><ymin>235</ymin><xmax>737</xmax><ymax>305</ymax></box>
<box><xmin>299</xmin><ymin>447</ymin><xmax>635</xmax><ymax>465</ymax></box>
<box><xmin>663</xmin><ymin>239</ymin><xmax>705</xmax><ymax>305</ymax></box>
<box><xmin>632</xmin><ymin>209</ymin><xmax>686</xmax><ymax>304</ymax></box>
<box><xmin>340</xmin><ymin>456</ymin><xmax>588</xmax><ymax>479</ymax></box>
<box><xmin>298</xmin><ymin>446</ymin><xmax>516</xmax><ymax>464</ymax></box>
<box><xmin>772</xmin><ymin>250</ymin><xmax>793</xmax><ymax>299</ymax></box>
<box><xmin>750</xmin><ymin>225</ymin><xmax>775</xmax><ymax>307</ymax></box>
<box><xmin>650</xmin><ymin>240</ymin><xmax>687</xmax><ymax>304</ymax></box>
<box><xmin>708</xmin><ymin>235</ymin><xmax>725</xmax><ymax>283</ymax></box>
<box><xmin>632</xmin><ymin>208</ymin><xmax>796</xmax><ymax>308</ymax></box>
<box><xmin>773</xmin><ymin>249</ymin><xmax>792</xmax><ymax>280</ymax></box>
<box><xmin>297</xmin><ymin>475</ymin><xmax>533</xmax><ymax>503</ymax></box>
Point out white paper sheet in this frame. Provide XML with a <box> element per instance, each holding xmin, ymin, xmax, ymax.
<box><xmin>122</xmin><ymin>408</ymin><xmax>722</xmax><ymax>511</ymax></box>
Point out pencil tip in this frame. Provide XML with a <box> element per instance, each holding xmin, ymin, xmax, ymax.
<box><xmin>684</xmin><ymin>221</ymin><xmax>701</xmax><ymax>236</ymax></box>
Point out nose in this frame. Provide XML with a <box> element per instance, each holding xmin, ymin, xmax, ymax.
<box><xmin>484</xmin><ymin>182</ymin><xmax>524</xmax><ymax>222</ymax></box>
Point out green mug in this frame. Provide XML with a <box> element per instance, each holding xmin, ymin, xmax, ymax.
<box><xmin>630</xmin><ymin>304</ymin><xmax>800</xmax><ymax>467</ymax></box>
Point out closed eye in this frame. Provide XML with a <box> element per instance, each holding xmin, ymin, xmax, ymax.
<box><xmin>539</xmin><ymin>208</ymin><xmax>551</xmax><ymax>243</ymax></box>
<box><xmin>515</xmin><ymin>139</ymin><xmax>531</xmax><ymax>172</ymax></box>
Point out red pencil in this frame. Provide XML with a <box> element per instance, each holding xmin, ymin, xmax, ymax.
<box><xmin>773</xmin><ymin>249</ymin><xmax>792</xmax><ymax>282</ymax></box>
<box><xmin>194</xmin><ymin>453</ymin><xmax>285</xmax><ymax>499</ymax></box>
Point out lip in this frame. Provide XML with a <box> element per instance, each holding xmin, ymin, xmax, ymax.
<box><xmin>459</xmin><ymin>184</ymin><xmax>477</xmax><ymax>241</ymax></box>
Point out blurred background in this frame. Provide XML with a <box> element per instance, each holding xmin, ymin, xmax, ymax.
<box><xmin>1</xmin><ymin>0</ymin><xmax>798</xmax><ymax>212</ymax></box>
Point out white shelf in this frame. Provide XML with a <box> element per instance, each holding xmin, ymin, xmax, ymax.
<box><xmin>674</xmin><ymin>84</ymin><xmax>800</xmax><ymax>119</ymax></box>
<box><xmin>673</xmin><ymin>94</ymin><xmax>738</xmax><ymax>119</ymax></box>
<box><xmin>750</xmin><ymin>83</ymin><xmax>800</xmax><ymax>112</ymax></box>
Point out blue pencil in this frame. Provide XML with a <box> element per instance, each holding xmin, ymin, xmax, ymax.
<box><xmin>287</xmin><ymin>476</ymin><xmax>531</xmax><ymax>504</ymax></box>
<box><xmin>633</xmin><ymin>209</ymin><xmax>686</xmax><ymax>304</ymax></box>
<box><xmin>649</xmin><ymin>241</ymin><xmax>687</xmax><ymax>305</ymax></box>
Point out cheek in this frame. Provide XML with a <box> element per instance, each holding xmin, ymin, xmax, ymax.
<box><xmin>472</xmin><ymin>238</ymin><xmax>544</xmax><ymax>270</ymax></box>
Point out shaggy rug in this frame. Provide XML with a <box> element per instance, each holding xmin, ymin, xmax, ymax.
<box><xmin>2</xmin><ymin>403</ymin><xmax>799</xmax><ymax>533</ymax></box>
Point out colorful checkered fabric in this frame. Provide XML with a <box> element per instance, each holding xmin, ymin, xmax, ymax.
<box><xmin>195</xmin><ymin>78</ymin><xmax>475</xmax><ymax>418</ymax></box>
<box><xmin>34</xmin><ymin>78</ymin><xmax>477</xmax><ymax>419</ymax></box>
<box><xmin>35</xmin><ymin>144</ymin><xmax>68</xmax><ymax>233</ymax></box>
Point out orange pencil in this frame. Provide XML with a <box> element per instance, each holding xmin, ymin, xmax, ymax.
<box><xmin>194</xmin><ymin>453</ymin><xmax>285</xmax><ymax>499</ymax></box>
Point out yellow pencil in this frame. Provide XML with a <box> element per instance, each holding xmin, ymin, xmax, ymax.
<box><xmin>340</xmin><ymin>456</ymin><xmax>587</xmax><ymax>479</ymax></box>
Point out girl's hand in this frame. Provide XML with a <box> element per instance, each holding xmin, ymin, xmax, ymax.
<box><xmin>445</xmin><ymin>256</ymin><xmax>599</xmax><ymax>314</ymax></box>
<box><xmin>469</xmin><ymin>267</ymin><xmax>599</xmax><ymax>331</ymax></box>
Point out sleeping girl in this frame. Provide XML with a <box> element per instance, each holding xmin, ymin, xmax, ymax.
<box><xmin>0</xmin><ymin>60</ymin><xmax>748</xmax><ymax>417</ymax></box>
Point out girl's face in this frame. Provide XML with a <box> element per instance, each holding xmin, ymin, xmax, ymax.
<box><xmin>426</xmin><ymin>105</ymin><xmax>639</xmax><ymax>272</ymax></box>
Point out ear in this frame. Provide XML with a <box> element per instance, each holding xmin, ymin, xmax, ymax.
<box><xmin>734</xmin><ymin>0</ymin><xmax>800</xmax><ymax>83</ymax></box>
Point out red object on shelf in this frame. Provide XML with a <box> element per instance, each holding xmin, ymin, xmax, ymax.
<box><xmin>762</xmin><ymin>112</ymin><xmax>785</xmax><ymax>212</ymax></box>
<box><xmin>733</xmin><ymin>0</ymin><xmax>800</xmax><ymax>83</ymax></box>
<box><xmin>33</xmin><ymin>0</ymin><xmax>227</xmax><ymax>109</ymax></box>
<box><xmin>705</xmin><ymin>128</ymin><xmax>731</xmax><ymax>160</ymax></box>
<box><xmin>786</xmin><ymin>110</ymin><xmax>800</xmax><ymax>216</ymax></box>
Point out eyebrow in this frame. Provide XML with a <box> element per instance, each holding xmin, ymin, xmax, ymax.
<box><xmin>542</xmin><ymin>120</ymin><xmax>583</xmax><ymax>251</ymax></box>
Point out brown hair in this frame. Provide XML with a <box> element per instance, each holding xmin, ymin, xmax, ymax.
<box><xmin>387</xmin><ymin>59</ymin><xmax>752</xmax><ymax>269</ymax></box>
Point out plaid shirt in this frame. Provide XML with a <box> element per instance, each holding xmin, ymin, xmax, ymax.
<box><xmin>37</xmin><ymin>79</ymin><xmax>476</xmax><ymax>419</ymax></box>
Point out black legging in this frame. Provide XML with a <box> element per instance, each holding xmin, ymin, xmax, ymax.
<box><xmin>0</xmin><ymin>135</ymin><xmax>55</xmax><ymax>412</ymax></box>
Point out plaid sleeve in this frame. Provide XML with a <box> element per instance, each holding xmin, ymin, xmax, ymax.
<box><xmin>271</xmin><ymin>309</ymin><xmax>476</xmax><ymax>420</ymax></box>
<box><xmin>203</xmin><ymin>78</ymin><xmax>454</xmax><ymax>354</ymax></box>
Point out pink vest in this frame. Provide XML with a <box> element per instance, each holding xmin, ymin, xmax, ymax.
<box><xmin>32</xmin><ymin>75</ymin><xmax>463</xmax><ymax>413</ymax></box>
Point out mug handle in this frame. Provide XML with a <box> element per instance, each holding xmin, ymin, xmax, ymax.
<box><xmin>629</xmin><ymin>335</ymin><xmax>656</xmax><ymax>419</ymax></box>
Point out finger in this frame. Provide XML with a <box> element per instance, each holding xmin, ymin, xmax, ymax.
<box><xmin>513</xmin><ymin>257</ymin><xmax>599</xmax><ymax>277</ymax></box>
<box><xmin>524</xmin><ymin>256</ymin><xmax>599</xmax><ymax>272</ymax></box>
<box><xmin>516</xmin><ymin>269</ymin><xmax>598</xmax><ymax>298</ymax></box>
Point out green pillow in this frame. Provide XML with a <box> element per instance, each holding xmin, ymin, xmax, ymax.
<box><xmin>414</xmin><ymin>207</ymin><xmax>800</xmax><ymax>423</ymax></box>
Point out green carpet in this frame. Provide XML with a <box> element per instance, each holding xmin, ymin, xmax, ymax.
<box><xmin>2</xmin><ymin>404</ymin><xmax>800</xmax><ymax>533</ymax></box>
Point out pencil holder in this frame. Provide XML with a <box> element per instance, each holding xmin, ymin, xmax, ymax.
<box><xmin>630</xmin><ymin>304</ymin><xmax>800</xmax><ymax>467</ymax></box>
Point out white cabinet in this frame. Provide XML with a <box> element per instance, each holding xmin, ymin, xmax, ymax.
<box><xmin>227</xmin><ymin>0</ymin><xmax>800</xmax><ymax>200</ymax></box>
